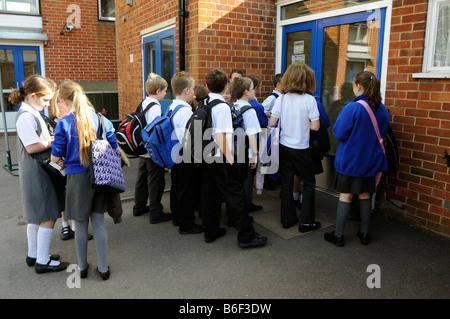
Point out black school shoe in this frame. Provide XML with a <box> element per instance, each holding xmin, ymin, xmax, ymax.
<box><xmin>204</xmin><ymin>228</ymin><xmax>227</xmax><ymax>243</ymax></box>
<box><xmin>324</xmin><ymin>231</ymin><xmax>344</xmax><ymax>247</ymax></box>
<box><xmin>179</xmin><ymin>224</ymin><xmax>204</xmax><ymax>235</ymax></box>
<box><xmin>298</xmin><ymin>221</ymin><xmax>321</xmax><ymax>233</ymax></box>
<box><xmin>238</xmin><ymin>232</ymin><xmax>267</xmax><ymax>248</ymax></box>
<box><xmin>26</xmin><ymin>254</ymin><xmax>60</xmax><ymax>267</ymax></box>
<box><xmin>35</xmin><ymin>260</ymin><xmax>70</xmax><ymax>274</ymax></box>
<box><xmin>357</xmin><ymin>230</ymin><xmax>371</xmax><ymax>245</ymax></box>
<box><xmin>150</xmin><ymin>212</ymin><xmax>172</xmax><ymax>224</ymax></box>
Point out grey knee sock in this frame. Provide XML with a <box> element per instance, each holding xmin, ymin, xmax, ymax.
<box><xmin>335</xmin><ymin>201</ymin><xmax>351</xmax><ymax>237</ymax></box>
<box><xmin>74</xmin><ymin>220</ymin><xmax>89</xmax><ymax>270</ymax></box>
<box><xmin>359</xmin><ymin>198</ymin><xmax>372</xmax><ymax>234</ymax></box>
<box><xmin>91</xmin><ymin>213</ymin><xmax>108</xmax><ymax>273</ymax></box>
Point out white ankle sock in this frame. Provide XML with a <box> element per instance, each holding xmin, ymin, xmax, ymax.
<box><xmin>27</xmin><ymin>224</ymin><xmax>39</xmax><ymax>258</ymax></box>
<box><xmin>62</xmin><ymin>220</ymin><xmax>69</xmax><ymax>228</ymax></box>
<box><xmin>37</xmin><ymin>227</ymin><xmax>59</xmax><ymax>266</ymax></box>
<box><xmin>293</xmin><ymin>192</ymin><xmax>299</xmax><ymax>201</ymax></box>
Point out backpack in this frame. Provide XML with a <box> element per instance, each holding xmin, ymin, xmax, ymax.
<box><xmin>116</xmin><ymin>101</ymin><xmax>157</xmax><ymax>156</ymax></box>
<box><xmin>384</xmin><ymin>125</ymin><xmax>399</xmax><ymax>174</ymax></box>
<box><xmin>181</xmin><ymin>97</ymin><xmax>223</xmax><ymax>164</ymax></box>
<box><xmin>141</xmin><ymin>104</ymin><xmax>186</xmax><ymax>169</ymax></box>
<box><xmin>309</xmin><ymin>101</ymin><xmax>330</xmax><ymax>159</ymax></box>
<box><xmin>231</xmin><ymin>104</ymin><xmax>255</xmax><ymax>161</ymax></box>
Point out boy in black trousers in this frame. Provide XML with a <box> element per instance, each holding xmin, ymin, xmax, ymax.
<box><xmin>201</xmin><ymin>68</ymin><xmax>267</xmax><ymax>248</ymax></box>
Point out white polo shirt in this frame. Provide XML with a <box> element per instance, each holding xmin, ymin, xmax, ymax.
<box><xmin>271</xmin><ymin>93</ymin><xmax>319</xmax><ymax>149</ymax></box>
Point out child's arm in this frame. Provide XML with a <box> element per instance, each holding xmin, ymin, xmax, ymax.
<box><xmin>25</xmin><ymin>140</ymin><xmax>52</xmax><ymax>154</ymax></box>
<box><xmin>310</xmin><ymin>119</ymin><xmax>320</xmax><ymax>131</ymax></box>
<box><xmin>216</xmin><ymin>132</ymin><xmax>234</xmax><ymax>165</ymax></box>
<box><xmin>248</xmin><ymin>134</ymin><xmax>258</xmax><ymax>169</ymax></box>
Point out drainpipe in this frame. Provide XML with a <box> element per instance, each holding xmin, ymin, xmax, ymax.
<box><xmin>178</xmin><ymin>0</ymin><xmax>189</xmax><ymax>71</ymax></box>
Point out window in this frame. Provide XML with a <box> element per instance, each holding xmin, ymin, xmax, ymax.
<box><xmin>98</xmin><ymin>0</ymin><xmax>115</xmax><ymax>21</ymax></box>
<box><xmin>414</xmin><ymin>0</ymin><xmax>450</xmax><ymax>78</ymax></box>
<box><xmin>0</xmin><ymin>0</ymin><xmax>39</xmax><ymax>15</ymax></box>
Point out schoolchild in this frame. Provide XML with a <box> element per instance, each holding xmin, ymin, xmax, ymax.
<box><xmin>11</xmin><ymin>74</ymin><xmax>69</xmax><ymax>274</ymax></box>
<box><xmin>228</xmin><ymin>77</ymin><xmax>261</xmax><ymax>217</ymax></box>
<box><xmin>324</xmin><ymin>71</ymin><xmax>389</xmax><ymax>247</ymax></box>
<box><xmin>189</xmin><ymin>84</ymin><xmax>209</xmax><ymax>111</ymax></box>
<box><xmin>201</xmin><ymin>68</ymin><xmax>267</xmax><ymax>248</ymax></box>
<box><xmin>168</xmin><ymin>72</ymin><xmax>203</xmax><ymax>234</ymax></box>
<box><xmin>188</xmin><ymin>84</ymin><xmax>209</xmax><ymax>216</ymax></box>
<box><xmin>222</xmin><ymin>82</ymin><xmax>232</xmax><ymax>105</ymax></box>
<box><xmin>246</xmin><ymin>74</ymin><xmax>268</xmax><ymax>198</ymax></box>
<box><xmin>262</xmin><ymin>73</ymin><xmax>283</xmax><ymax>118</ymax></box>
<box><xmin>268</xmin><ymin>63</ymin><xmax>321</xmax><ymax>232</ymax></box>
<box><xmin>49</xmin><ymin>91</ymin><xmax>93</xmax><ymax>241</ymax></box>
<box><xmin>229</xmin><ymin>69</ymin><xmax>244</xmax><ymax>82</ymax></box>
<box><xmin>133</xmin><ymin>73</ymin><xmax>172</xmax><ymax>224</ymax></box>
<box><xmin>262</xmin><ymin>73</ymin><xmax>283</xmax><ymax>190</ymax></box>
<box><xmin>51</xmin><ymin>80</ymin><xmax>116</xmax><ymax>280</ymax></box>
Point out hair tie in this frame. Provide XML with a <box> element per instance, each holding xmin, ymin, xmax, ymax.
<box><xmin>370</xmin><ymin>76</ymin><xmax>374</xmax><ymax>80</ymax></box>
<box><xmin>19</xmin><ymin>87</ymin><xmax>25</xmax><ymax>95</ymax></box>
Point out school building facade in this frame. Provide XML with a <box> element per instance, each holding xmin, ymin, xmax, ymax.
<box><xmin>115</xmin><ymin>0</ymin><xmax>449</xmax><ymax>237</ymax></box>
<box><xmin>0</xmin><ymin>0</ymin><xmax>118</xmax><ymax>128</ymax></box>
<box><xmin>1</xmin><ymin>0</ymin><xmax>448</xmax><ymax>237</ymax></box>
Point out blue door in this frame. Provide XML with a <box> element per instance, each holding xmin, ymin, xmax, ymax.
<box><xmin>0</xmin><ymin>45</ymin><xmax>41</xmax><ymax>111</ymax></box>
<box><xmin>142</xmin><ymin>28</ymin><xmax>176</xmax><ymax>114</ymax></box>
<box><xmin>282</xmin><ymin>10</ymin><xmax>386</xmax><ymax>191</ymax></box>
<box><xmin>282</xmin><ymin>10</ymin><xmax>386</xmax><ymax>156</ymax></box>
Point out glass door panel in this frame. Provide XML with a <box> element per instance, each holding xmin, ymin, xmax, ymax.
<box><xmin>285</xmin><ymin>30</ymin><xmax>311</xmax><ymax>69</ymax></box>
<box><xmin>161</xmin><ymin>36</ymin><xmax>174</xmax><ymax>100</ymax></box>
<box><xmin>321</xmin><ymin>21</ymin><xmax>380</xmax><ymax>156</ymax></box>
<box><xmin>22</xmin><ymin>49</ymin><xmax>38</xmax><ymax>77</ymax></box>
<box><xmin>0</xmin><ymin>48</ymin><xmax>16</xmax><ymax>111</ymax></box>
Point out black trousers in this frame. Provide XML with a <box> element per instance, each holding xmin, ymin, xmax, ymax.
<box><xmin>133</xmin><ymin>156</ymin><xmax>166</xmax><ymax>218</ymax></box>
<box><xmin>201</xmin><ymin>162</ymin><xmax>254</xmax><ymax>242</ymax></box>
<box><xmin>279</xmin><ymin>144</ymin><xmax>316</xmax><ymax>225</ymax></box>
<box><xmin>170</xmin><ymin>162</ymin><xmax>197</xmax><ymax>230</ymax></box>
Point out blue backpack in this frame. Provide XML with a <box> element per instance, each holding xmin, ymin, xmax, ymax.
<box><xmin>141</xmin><ymin>105</ymin><xmax>186</xmax><ymax>169</ymax></box>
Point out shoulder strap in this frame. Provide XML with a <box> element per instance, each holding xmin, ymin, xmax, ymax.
<box><xmin>358</xmin><ymin>100</ymin><xmax>385</xmax><ymax>154</ymax></box>
<box><xmin>142</xmin><ymin>101</ymin><xmax>157</xmax><ymax>114</ymax></box>
<box><xmin>240</xmin><ymin>104</ymin><xmax>254</xmax><ymax>114</ymax></box>
<box><xmin>96</xmin><ymin>113</ymin><xmax>106</xmax><ymax>140</ymax></box>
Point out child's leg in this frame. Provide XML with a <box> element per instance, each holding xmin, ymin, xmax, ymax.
<box><xmin>91</xmin><ymin>213</ymin><xmax>108</xmax><ymax>273</ymax></box>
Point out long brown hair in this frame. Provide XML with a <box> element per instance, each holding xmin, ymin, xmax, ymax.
<box><xmin>354</xmin><ymin>71</ymin><xmax>382</xmax><ymax>110</ymax></box>
<box><xmin>58</xmin><ymin>80</ymin><xmax>97</xmax><ymax>167</ymax></box>
<box><xmin>9</xmin><ymin>74</ymin><xmax>56</xmax><ymax>105</ymax></box>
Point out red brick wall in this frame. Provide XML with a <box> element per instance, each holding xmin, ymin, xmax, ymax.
<box><xmin>41</xmin><ymin>0</ymin><xmax>117</xmax><ymax>83</ymax></box>
<box><xmin>383</xmin><ymin>0</ymin><xmax>450</xmax><ymax>236</ymax></box>
<box><xmin>115</xmin><ymin>0</ymin><xmax>277</xmax><ymax>118</ymax></box>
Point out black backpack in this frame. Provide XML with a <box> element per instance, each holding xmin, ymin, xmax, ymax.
<box><xmin>309</xmin><ymin>114</ymin><xmax>331</xmax><ymax>160</ymax></box>
<box><xmin>182</xmin><ymin>96</ymin><xmax>223</xmax><ymax>164</ymax></box>
<box><xmin>384</xmin><ymin>125</ymin><xmax>399</xmax><ymax>174</ymax></box>
<box><xmin>116</xmin><ymin>101</ymin><xmax>157</xmax><ymax>156</ymax></box>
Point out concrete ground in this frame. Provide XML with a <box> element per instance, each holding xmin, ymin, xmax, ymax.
<box><xmin>0</xmin><ymin>134</ymin><xmax>449</xmax><ymax>300</ymax></box>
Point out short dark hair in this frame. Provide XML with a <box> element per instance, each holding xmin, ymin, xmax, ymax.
<box><xmin>206</xmin><ymin>68</ymin><xmax>228</xmax><ymax>93</ymax></box>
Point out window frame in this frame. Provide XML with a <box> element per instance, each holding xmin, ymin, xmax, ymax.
<box><xmin>98</xmin><ymin>0</ymin><xmax>115</xmax><ymax>22</ymax></box>
<box><xmin>414</xmin><ymin>0</ymin><xmax>450</xmax><ymax>78</ymax></box>
<box><xmin>0</xmin><ymin>0</ymin><xmax>40</xmax><ymax>15</ymax></box>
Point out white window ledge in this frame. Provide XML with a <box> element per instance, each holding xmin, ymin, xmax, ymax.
<box><xmin>412</xmin><ymin>72</ymin><xmax>450</xmax><ymax>79</ymax></box>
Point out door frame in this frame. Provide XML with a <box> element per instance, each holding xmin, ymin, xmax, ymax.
<box><xmin>280</xmin><ymin>9</ymin><xmax>386</xmax><ymax>100</ymax></box>
<box><xmin>0</xmin><ymin>43</ymin><xmax>44</xmax><ymax>132</ymax></box>
<box><xmin>276</xmin><ymin>0</ymin><xmax>392</xmax><ymax>100</ymax></box>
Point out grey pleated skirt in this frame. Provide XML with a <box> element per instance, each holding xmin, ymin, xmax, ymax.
<box><xmin>334</xmin><ymin>173</ymin><xmax>376</xmax><ymax>194</ymax></box>
<box><xmin>65</xmin><ymin>170</ymin><xmax>109</xmax><ymax>221</ymax></box>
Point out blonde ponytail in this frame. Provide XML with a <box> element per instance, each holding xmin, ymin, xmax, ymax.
<box><xmin>58</xmin><ymin>80</ymin><xmax>96</xmax><ymax>167</ymax></box>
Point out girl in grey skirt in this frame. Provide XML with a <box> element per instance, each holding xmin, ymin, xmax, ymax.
<box><xmin>11</xmin><ymin>74</ymin><xmax>70</xmax><ymax>274</ymax></box>
<box><xmin>51</xmin><ymin>80</ymin><xmax>118</xmax><ymax>280</ymax></box>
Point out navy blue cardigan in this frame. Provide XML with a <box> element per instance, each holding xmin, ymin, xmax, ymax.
<box><xmin>333</xmin><ymin>95</ymin><xmax>390</xmax><ymax>177</ymax></box>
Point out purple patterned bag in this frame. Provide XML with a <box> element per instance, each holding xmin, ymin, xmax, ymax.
<box><xmin>89</xmin><ymin>113</ymin><xmax>125</xmax><ymax>193</ymax></box>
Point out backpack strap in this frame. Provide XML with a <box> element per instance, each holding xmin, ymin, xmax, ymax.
<box><xmin>96</xmin><ymin>112</ymin><xmax>106</xmax><ymax>140</ymax></box>
<box><xmin>239</xmin><ymin>104</ymin><xmax>254</xmax><ymax>115</ymax></box>
<box><xmin>142</xmin><ymin>101</ymin><xmax>157</xmax><ymax>114</ymax></box>
<box><xmin>358</xmin><ymin>100</ymin><xmax>384</xmax><ymax>186</ymax></box>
